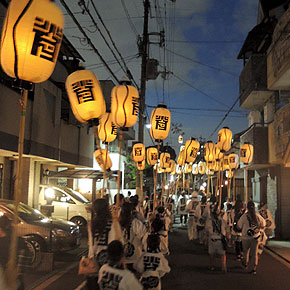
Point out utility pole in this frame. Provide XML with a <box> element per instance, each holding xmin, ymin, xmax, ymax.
<box><xmin>136</xmin><ymin>0</ymin><xmax>150</xmax><ymax>199</ymax></box>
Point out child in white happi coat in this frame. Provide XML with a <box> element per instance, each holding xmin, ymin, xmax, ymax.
<box><xmin>135</xmin><ymin>234</ymin><xmax>170</xmax><ymax>290</ymax></box>
<box><xmin>186</xmin><ymin>191</ymin><xmax>199</xmax><ymax>240</ymax></box>
<box><xmin>98</xmin><ymin>240</ymin><xmax>142</xmax><ymax>290</ymax></box>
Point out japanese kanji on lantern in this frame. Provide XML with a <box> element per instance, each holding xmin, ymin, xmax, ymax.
<box><xmin>222</xmin><ymin>155</ymin><xmax>230</xmax><ymax>171</ymax></box>
<box><xmin>66</xmin><ymin>70</ymin><xmax>106</xmax><ymax>123</ymax></box>
<box><xmin>204</xmin><ymin>141</ymin><xmax>215</xmax><ymax>164</ymax></box>
<box><xmin>198</xmin><ymin>161</ymin><xmax>206</xmax><ymax>175</ymax></box>
<box><xmin>146</xmin><ymin>147</ymin><xmax>158</xmax><ymax>166</ymax></box>
<box><xmin>94</xmin><ymin>149</ymin><xmax>112</xmax><ymax>171</ymax></box>
<box><xmin>160</xmin><ymin>152</ymin><xmax>171</xmax><ymax>169</ymax></box>
<box><xmin>183</xmin><ymin>138</ymin><xmax>200</xmax><ymax>163</ymax></box>
<box><xmin>98</xmin><ymin>113</ymin><xmax>117</xmax><ymax>143</ymax></box>
<box><xmin>217</xmin><ymin>127</ymin><xmax>232</xmax><ymax>153</ymax></box>
<box><xmin>150</xmin><ymin>104</ymin><xmax>171</xmax><ymax>141</ymax></box>
<box><xmin>0</xmin><ymin>0</ymin><xmax>64</xmax><ymax>83</ymax></box>
<box><xmin>132</xmin><ymin>143</ymin><xmax>145</xmax><ymax>163</ymax></box>
<box><xmin>228</xmin><ymin>153</ymin><xmax>239</xmax><ymax>170</ymax></box>
<box><xmin>111</xmin><ymin>83</ymin><xmax>139</xmax><ymax>128</ymax></box>
<box><xmin>137</xmin><ymin>160</ymin><xmax>145</xmax><ymax>171</ymax></box>
<box><xmin>240</xmin><ymin>142</ymin><xmax>254</xmax><ymax>164</ymax></box>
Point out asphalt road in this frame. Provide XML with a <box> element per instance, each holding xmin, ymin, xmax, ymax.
<box><xmin>25</xmin><ymin>225</ymin><xmax>290</xmax><ymax>290</ymax></box>
<box><xmin>163</xmin><ymin>225</ymin><xmax>290</xmax><ymax>290</ymax></box>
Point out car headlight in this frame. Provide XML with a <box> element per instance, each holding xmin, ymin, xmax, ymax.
<box><xmin>51</xmin><ymin>229</ymin><xmax>69</xmax><ymax>238</ymax></box>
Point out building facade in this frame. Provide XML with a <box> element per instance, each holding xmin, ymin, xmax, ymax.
<box><xmin>237</xmin><ymin>0</ymin><xmax>290</xmax><ymax>239</ymax></box>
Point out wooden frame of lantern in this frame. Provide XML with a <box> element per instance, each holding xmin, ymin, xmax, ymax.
<box><xmin>0</xmin><ymin>0</ymin><xmax>64</xmax><ymax>284</ymax></box>
<box><xmin>228</xmin><ymin>153</ymin><xmax>239</xmax><ymax>202</ymax></box>
<box><xmin>240</xmin><ymin>142</ymin><xmax>254</xmax><ymax>203</ymax></box>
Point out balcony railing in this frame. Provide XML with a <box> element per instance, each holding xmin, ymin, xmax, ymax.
<box><xmin>239</xmin><ymin>54</ymin><xmax>272</xmax><ymax>109</ymax></box>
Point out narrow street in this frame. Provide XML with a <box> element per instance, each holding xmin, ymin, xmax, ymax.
<box><xmin>25</xmin><ymin>224</ymin><xmax>290</xmax><ymax>290</ymax></box>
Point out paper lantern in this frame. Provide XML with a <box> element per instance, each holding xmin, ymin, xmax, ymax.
<box><xmin>222</xmin><ymin>155</ymin><xmax>230</xmax><ymax>171</ymax></box>
<box><xmin>178</xmin><ymin>135</ymin><xmax>183</xmax><ymax>144</ymax></box>
<box><xmin>169</xmin><ymin>160</ymin><xmax>176</xmax><ymax>175</ymax></box>
<box><xmin>150</xmin><ymin>104</ymin><xmax>171</xmax><ymax>141</ymax></box>
<box><xmin>111</xmin><ymin>84</ymin><xmax>139</xmax><ymax>128</ymax></box>
<box><xmin>132</xmin><ymin>143</ymin><xmax>145</xmax><ymax>163</ymax></box>
<box><xmin>214</xmin><ymin>144</ymin><xmax>224</xmax><ymax>161</ymax></box>
<box><xmin>214</xmin><ymin>160</ymin><xmax>221</xmax><ymax>172</ymax></box>
<box><xmin>177</xmin><ymin>149</ymin><xmax>185</xmax><ymax>166</ymax></box>
<box><xmin>94</xmin><ymin>149</ymin><xmax>112</xmax><ymax>171</ymax></box>
<box><xmin>226</xmin><ymin>170</ymin><xmax>234</xmax><ymax>178</ymax></box>
<box><xmin>192</xmin><ymin>164</ymin><xmax>199</xmax><ymax>175</ymax></box>
<box><xmin>176</xmin><ymin>165</ymin><xmax>182</xmax><ymax>174</ymax></box>
<box><xmin>204</xmin><ymin>141</ymin><xmax>215</xmax><ymax>164</ymax></box>
<box><xmin>183</xmin><ymin>138</ymin><xmax>200</xmax><ymax>163</ymax></box>
<box><xmin>146</xmin><ymin>147</ymin><xmax>158</xmax><ymax>166</ymax></box>
<box><xmin>185</xmin><ymin>163</ymin><xmax>193</xmax><ymax>174</ymax></box>
<box><xmin>98</xmin><ymin>113</ymin><xmax>117</xmax><ymax>143</ymax></box>
<box><xmin>66</xmin><ymin>70</ymin><xmax>106</xmax><ymax>123</ymax></box>
<box><xmin>217</xmin><ymin>127</ymin><xmax>232</xmax><ymax>153</ymax></box>
<box><xmin>198</xmin><ymin>161</ymin><xmax>206</xmax><ymax>175</ymax></box>
<box><xmin>228</xmin><ymin>153</ymin><xmax>239</xmax><ymax>170</ymax></box>
<box><xmin>137</xmin><ymin>160</ymin><xmax>145</xmax><ymax>171</ymax></box>
<box><xmin>240</xmin><ymin>142</ymin><xmax>254</xmax><ymax>165</ymax></box>
<box><xmin>160</xmin><ymin>153</ymin><xmax>171</xmax><ymax>169</ymax></box>
<box><xmin>0</xmin><ymin>0</ymin><xmax>64</xmax><ymax>83</ymax></box>
<box><xmin>157</xmin><ymin>164</ymin><xmax>165</xmax><ymax>173</ymax></box>
<box><xmin>207</xmin><ymin>160</ymin><xmax>216</xmax><ymax>171</ymax></box>
<box><xmin>206</xmin><ymin>167</ymin><xmax>214</xmax><ymax>176</ymax></box>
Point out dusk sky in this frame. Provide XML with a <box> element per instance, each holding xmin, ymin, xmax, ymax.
<box><xmin>58</xmin><ymin>0</ymin><xmax>259</xmax><ymax>153</ymax></box>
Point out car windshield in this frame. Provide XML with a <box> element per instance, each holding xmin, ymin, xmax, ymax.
<box><xmin>62</xmin><ymin>188</ymin><xmax>90</xmax><ymax>204</ymax></box>
<box><xmin>4</xmin><ymin>202</ymin><xmax>46</xmax><ymax>222</ymax></box>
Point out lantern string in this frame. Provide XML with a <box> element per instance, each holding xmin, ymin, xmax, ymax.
<box><xmin>116</xmin><ymin>131</ymin><xmax>123</xmax><ymax>214</ymax></box>
<box><xmin>102</xmin><ymin>143</ymin><xmax>109</xmax><ymax>195</ymax></box>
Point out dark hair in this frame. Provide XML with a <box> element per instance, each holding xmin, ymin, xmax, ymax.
<box><xmin>129</xmin><ymin>195</ymin><xmax>138</xmax><ymax>208</ymax></box>
<box><xmin>0</xmin><ymin>215</ymin><xmax>11</xmax><ymax>235</ymax></box>
<box><xmin>107</xmin><ymin>240</ymin><xmax>124</xmax><ymax>264</ymax></box>
<box><xmin>157</xmin><ymin>206</ymin><xmax>165</xmax><ymax>214</ymax></box>
<box><xmin>128</xmin><ymin>191</ymin><xmax>132</xmax><ymax>197</ymax></box>
<box><xmin>247</xmin><ymin>201</ymin><xmax>258</xmax><ymax>225</ymax></box>
<box><xmin>114</xmin><ymin>194</ymin><xmax>124</xmax><ymax>204</ymax></box>
<box><xmin>119</xmin><ymin>202</ymin><xmax>133</xmax><ymax>231</ymax></box>
<box><xmin>210</xmin><ymin>195</ymin><xmax>216</xmax><ymax>204</ymax></box>
<box><xmin>91</xmin><ymin>198</ymin><xmax>111</xmax><ymax>236</ymax></box>
<box><xmin>227</xmin><ymin>203</ymin><xmax>233</xmax><ymax>211</ymax></box>
<box><xmin>147</xmin><ymin>234</ymin><xmax>160</xmax><ymax>252</ymax></box>
<box><xmin>234</xmin><ymin>199</ymin><xmax>243</xmax><ymax>216</ymax></box>
<box><xmin>151</xmin><ymin>215</ymin><xmax>164</xmax><ymax>233</ymax></box>
<box><xmin>201</xmin><ymin>196</ymin><xmax>207</xmax><ymax>204</ymax></box>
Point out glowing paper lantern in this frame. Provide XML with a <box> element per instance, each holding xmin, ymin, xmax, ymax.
<box><xmin>177</xmin><ymin>149</ymin><xmax>185</xmax><ymax>166</ymax></box>
<box><xmin>185</xmin><ymin>163</ymin><xmax>193</xmax><ymax>174</ymax></box>
<box><xmin>222</xmin><ymin>155</ymin><xmax>230</xmax><ymax>171</ymax></box>
<box><xmin>228</xmin><ymin>153</ymin><xmax>239</xmax><ymax>170</ymax></box>
<box><xmin>94</xmin><ymin>149</ymin><xmax>112</xmax><ymax>171</ymax></box>
<box><xmin>206</xmin><ymin>167</ymin><xmax>214</xmax><ymax>176</ymax></box>
<box><xmin>178</xmin><ymin>135</ymin><xmax>183</xmax><ymax>144</ymax></box>
<box><xmin>98</xmin><ymin>113</ymin><xmax>117</xmax><ymax>143</ymax></box>
<box><xmin>207</xmin><ymin>161</ymin><xmax>216</xmax><ymax>171</ymax></box>
<box><xmin>183</xmin><ymin>138</ymin><xmax>200</xmax><ymax>163</ymax></box>
<box><xmin>160</xmin><ymin>153</ymin><xmax>171</xmax><ymax>169</ymax></box>
<box><xmin>214</xmin><ymin>160</ymin><xmax>221</xmax><ymax>172</ymax></box>
<box><xmin>192</xmin><ymin>164</ymin><xmax>199</xmax><ymax>175</ymax></box>
<box><xmin>137</xmin><ymin>160</ymin><xmax>145</xmax><ymax>171</ymax></box>
<box><xmin>198</xmin><ymin>161</ymin><xmax>206</xmax><ymax>175</ymax></box>
<box><xmin>226</xmin><ymin>170</ymin><xmax>234</xmax><ymax>178</ymax></box>
<box><xmin>132</xmin><ymin>143</ymin><xmax>145</xmax><ymax>163</ymax></box>
<box><xmin>146</xmin><ymin>147</ymin><xmax>158</xmax><ymax>166</ymax></box>
<box><xmin>150</xmin><ymin>104</ymin><xmax>171</xmax><ymax>141</ymax></box>
<box><xmin>66</xmin><ymin>70</ymin><xmax>106</xmax><ymax>123</ymax></box>
<box><xmin>214</xmin><ymin>144</ymin><xmax>224</xmax><ymax>161</ymax></box>
<box><xmin>204</xmin><ymin>141</ymin><xmax>215</xmax><ymax>164</ymax></box>
<box><xmin>240</xmin><ymin>142</ymin><xmax>254</xmax><ymax>165</ymax></box>
<box><xmin>217</xmin><ymin>127</ymin><xmax>232</xmax><ymax>153</ymax></box>
<box><xmin>111</xmin><ymin>84</ymin><xmax>139</xmax><ymax>128</ymax></box>
<box><xmin>0</xmin><ymin>0</ymin><xmax>64</xmax><ymax>83</ymax></box>
<box><xmin>169</xmin><ymin>160</ymin><xmax>176</xmax><ymax>175</ymax></box>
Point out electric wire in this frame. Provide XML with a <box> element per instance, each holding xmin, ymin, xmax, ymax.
<box><xmin>121</xmin><ymin>0</ymin><xmax>139</xmax><ymax>37</ymax></box>
<box><xmin>60</xmin><ymin>0</ymin><xmax>120</xmax><ymax>83</ymax></box>
<box><xmin>89</xmin><ymin>0</ymin><xmax>139</xmax><ymax>89</ymax></box>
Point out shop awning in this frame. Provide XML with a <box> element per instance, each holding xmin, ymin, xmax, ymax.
<box><xmin>48</xmin><ymin>169</ymin><xmax>118</xmax><ymax>179</ymax></box>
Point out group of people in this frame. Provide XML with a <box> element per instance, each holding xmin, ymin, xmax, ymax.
<box><xmin>181</xmin><ymin>191</ymin><xmax>275</xmax><ymax>274</ymax></box>
<box><xmin>84</xmin><ymin>194</ymin><xmax>172</xmax><ymax>290</ymax></box>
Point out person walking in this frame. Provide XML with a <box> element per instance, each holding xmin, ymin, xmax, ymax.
<box><xmin>178</xmin><ymin>192</ymin><xmax>188</xmax><ymax>225</ymax></box>
<box><xmin>98</xmin><ymin>240</ymin><xmax>142</xmax><ymax>290</ymax></box>
<box><xmin>237</xmin><ymin>201</ymin><xmax>266</xmax><ymax>274</ymax></box>
<box><xmin>195</xmin><ymin>196</ymin><xmax>209</xmax><ymax>245</ymax></box>
<box><xmin>186</xmin><ymin>191</ymin><xmax>199</xmax><ymax>240</ymax></box>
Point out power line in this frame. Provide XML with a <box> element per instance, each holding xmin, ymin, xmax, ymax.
<box><xmin>166</xmin><ymin>48</ymin><xmax>239</xmax><ymax>77</ymax></box>
<box><xmin>121</xmin><ymin>0</ymin><xmax>139</xmax><ymax>37</ymax></box>
<box><xmin>89</xmin><ymin>0</ymin><xmax>139</xmax><ymax>89</ymax></box>
<box><xmin>60</xmin><ymin>0</ymin><xmax>120</xmax><ymax>83</ymax></box>
<box><xmin>207</xmin><ymin>96</ymin><xmax>240</xmax><ymax>139</ymax></box>
<box><xmin>166</xmin><ymin>39</ymin><xmax>243</xmax><ymax>44</ymax></box>
<box><xmin>172</xmin><ymin>73</ymin><xmax>230</xmax><ymax>109</ymax></box>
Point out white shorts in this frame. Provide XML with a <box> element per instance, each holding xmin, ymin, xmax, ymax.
<box><xmin>208</xmin><ymin>238</ymin><xmax>225</xmax><ymax>256</ymax></box>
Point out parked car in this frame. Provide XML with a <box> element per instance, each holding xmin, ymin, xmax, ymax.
<box><xmin>38</xmin><ymin>185</ymin><xmax>91</xmax><ymax>227</ymax></box>
<box><xmin>0</xmin><ymin>199</ymin><xmax>81</xmax><ymax>253</ymax></box>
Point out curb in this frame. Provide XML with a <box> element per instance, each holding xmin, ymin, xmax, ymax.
<box><xmin>265</xmin><ymin>246</ymin><xmax>290</xmax><ymax>268</ymax></box>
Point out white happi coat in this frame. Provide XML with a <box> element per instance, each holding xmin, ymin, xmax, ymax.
<box><xmin>123</xmin><ymin>218</ymin><xmax>147</xmax><ymax>264</ymax></box>
<box><xmin>93</xmin><ymin>220</ymin><xmax>123</xmax><ymax>267</ymax></box>
<box><xmin>186</xmin><ymin>199</ymin><xmax>199</xmax><ymax>240</ymax></box>
<box><xmin>134</xmin><ymin>251</ymin><xmax>171</xmax><ymax>290</ymax></box>
<box><xmin>98</xmin><ymin>264</ymin><xmax>142</xmax><ymax>290</ymax></box>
